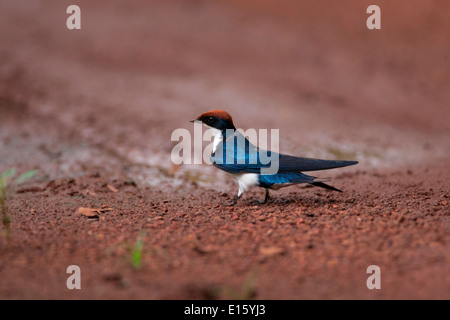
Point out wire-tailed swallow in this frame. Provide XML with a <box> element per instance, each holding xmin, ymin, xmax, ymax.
<box><xmin>192</xmin><ymin>110</ymin><xmax>358</xmax><ymax>205</ymax></box>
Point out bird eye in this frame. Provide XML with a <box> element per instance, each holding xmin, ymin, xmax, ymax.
<box><xmin>208</xmin><ymin>116</ymin><xmax>215</xmax><ymax>123</ymax></box>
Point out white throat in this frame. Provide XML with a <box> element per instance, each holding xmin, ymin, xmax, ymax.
<box><xmin>209</xmin><ymin>127</ymin><xmax>223</xmax><ymax>153</ymax></box>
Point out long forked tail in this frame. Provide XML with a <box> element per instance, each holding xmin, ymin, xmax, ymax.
<box><xmin>310</xmin><ymin>181</ymin><xmax>343</xmax><ymax>192</ymax></box>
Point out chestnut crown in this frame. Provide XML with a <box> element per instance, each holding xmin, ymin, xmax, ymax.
<box><xmin>193</xmin><ymin>110</ymin><xmax>236</xmax><ymax>130</ymax></box>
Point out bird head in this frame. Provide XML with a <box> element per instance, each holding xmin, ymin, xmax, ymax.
<box><xmin>191</xmin><ymin>110</ymin><xmax>236</xmax><ymax>130</ymax></box>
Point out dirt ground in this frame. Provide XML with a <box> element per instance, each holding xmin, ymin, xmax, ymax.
<box><xmin>0</xmin><ymin>0</ymin><xmax>449</xmax><ymax>299</ymax></box>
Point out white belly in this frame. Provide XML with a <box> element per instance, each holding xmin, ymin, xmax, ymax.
<box><xmin>233</xmin><ymin>173</ymin><xmax>259</xmax><ymax>196</ymax></box>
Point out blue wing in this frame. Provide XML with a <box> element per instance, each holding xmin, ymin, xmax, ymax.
<box><xmin>211</xmin><ymin>131</ymin><xmax>358</xmax><ymax>174</ymax></box>
<box><xmin>258</xmin><ymin>172</ymin><xmax>316</xmax><ymax>188</ymax></box>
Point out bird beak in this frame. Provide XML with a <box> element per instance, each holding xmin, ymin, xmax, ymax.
<box><xmin>190</xmin><ymin>118</ymin><xmax>199</xmax><ymax>123</ymax></box>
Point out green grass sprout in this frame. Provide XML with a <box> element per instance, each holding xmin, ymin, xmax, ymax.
<box><xmin>16</xmin><ymin>169</ymin><xmax>38</xmax><ymax>185</ymax></box>
<box><xmin>131</xmin><ymin>231</ymin><xmax>146</xmax><ymax>269</ymax></box>
<box><xmin>0</xmin><ymin>168</ymin><xmax>38</xmax><ymax>243</ymax></box>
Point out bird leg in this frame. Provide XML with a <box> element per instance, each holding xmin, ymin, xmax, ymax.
<box><xmin>227</xmin><ymin>189</ymin><xmax>269</xmax><ymax>206</ymax></box>
<box><xmin>251</xmin><ymin>188</ymin><xmax>269</xmax><ymax>205</ymax></box>
<box><xmin>263</xmin><ymin>188</ymin><xmax>270</xmax><ymax>203</ymax></box>
<box><xmin>228</xmin><ymin>194</ymin><xmax>241</xmax><ymax>206</ymax></box>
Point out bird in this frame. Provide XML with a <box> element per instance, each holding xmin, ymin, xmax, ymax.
<box><xmin>192</xmin><ymin>110</ymin><xmax>358</xmax><ymax>205</ymax></box>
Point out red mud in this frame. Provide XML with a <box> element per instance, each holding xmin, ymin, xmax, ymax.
<box><xmin>0</xmin><ymin>0</ymin><xmax>449</xmax><ymax>299</ymax></box>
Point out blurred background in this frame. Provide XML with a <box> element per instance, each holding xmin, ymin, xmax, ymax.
<box><xmin>0</xmin><ymin>0</ymin><xmax>449</xmax><ymax>187</ymax></box>
<box><xmin>0</xmin><ymin>0</ymin><xmax>449</xmax><ymax>301</ymax></box>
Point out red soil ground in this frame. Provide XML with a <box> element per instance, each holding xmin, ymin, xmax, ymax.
<box><xmin>0</xmin><ymin>0</ymin><xmax>448</xmax><ymax>299</ymax></box>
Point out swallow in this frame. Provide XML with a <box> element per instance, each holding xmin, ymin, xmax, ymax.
<box><xmin>192</xmin><ymin>110</ymin><xmax>358</xmax><ymax>205</ymax></box>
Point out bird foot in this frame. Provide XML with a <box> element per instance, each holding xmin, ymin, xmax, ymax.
<box><xmin>222</xmin><ymin>201</ymin><xmax>237</xmax><ymax>206</ymax></box>
<box><xmin>250</xmin><ymin>199</ymin><xmax>267</xmax><ymax>205</ymax></box>
<box><xmin>251</xmin><ymin>189</ymin><xmax>270</xmax><ymax>205</ymax></box>
<box><xmin>221</xmin><ymin>196</ymin><xmax>240</xmax><ymax>206</ymax></box>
